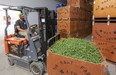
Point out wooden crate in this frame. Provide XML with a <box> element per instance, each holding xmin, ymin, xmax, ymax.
<box><xmin>57</xmin><ymin>6</ymin><xmax>78</xmax><ymax>19</ymax></box>
<box><xmin>59</xmin><ymin>29</ymin><xmax>92</xmax><ymax>39</ymax></box>
<box><xmin>87</xmin><ymin>3</ymin><xmax>93</xmax><ymax>12</ymax></box>
<box><xmin>57</xmin><ymin>6</ymin><xmax>92</xmax><ymax>21</ymax></box>
<box><xmin>76</xmin><ymin>28</ymin><xmax>92</xmax><ymax>38</ymax></box>
<box><xmin>57</xmin><ymin>20</ymin><xmax>78</xmax><ymax>34</ymax></box>
<box><xmin>93</xmin><ymin>40</ymin><xmax>116</xmax><ymax>62</ymax></box>
<box><xmin>67</xmin><ymin>0</ymin><xmax>85</xmax><ymax>8</ymax></box>
<box><xmin>94</xmin><ymin>0</ymin><xmax>116</xmax><ymax>18</ymax></box>
<box><xmin>47</xmin><ymin>50</ymin><xmax>109</xmax><ymax>75</ymax></box>
<box><xmin>67</xmin><ymin>0</ymin><xmax>93</xmax><ymax>11</ymax></box>
<box><xmin>57</xmin><ymin>20</ymin><xmax>92</xmax><ymax>36</ymax></box>
<box><xmin>59</xmin><ymin>32</ymin><xmax>78</xmax><ymax>38</ymax></box>
<box><xmin>92</xmin><ymin>23</ymin><xmax>116</xmax><ymax>43</ymax></box>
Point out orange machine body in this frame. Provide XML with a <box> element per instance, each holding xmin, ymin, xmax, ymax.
<box><xmin>4</xmin><ymin>34</ymin><xmax>28</xmax><ymax>54</ymax></box>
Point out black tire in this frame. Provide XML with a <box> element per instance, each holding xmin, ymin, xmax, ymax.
<box><xmin>8</xmin><ymin>57</ymin><xmax>14</xmax><ymax>66</ymax></box>
<box><xmin>30</xmin><ymin>62</ymin><xmax>44</xmax><ymax>75</ymax></box>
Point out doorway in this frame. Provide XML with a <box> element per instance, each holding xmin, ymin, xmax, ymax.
<box><xmin>0</xmin><ymin>5</ymin><xmax>21</xmax><ymax>40</ymax></box>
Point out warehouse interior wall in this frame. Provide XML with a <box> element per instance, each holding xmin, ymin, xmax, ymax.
<box><xmin>0</xmin><ymin>0</ymin><xmax>60</xmax><ymax>10</ymax></box>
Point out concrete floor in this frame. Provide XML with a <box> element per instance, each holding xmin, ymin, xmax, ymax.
<box><xmin>0</xmin><ymin>40</ymin><xmax>33</xmax><ymax>75</ymax></box>
<box><xmin>0</xmin><ymin>35</ymin><xmax>116</xmax><ymax>75</ymax></box>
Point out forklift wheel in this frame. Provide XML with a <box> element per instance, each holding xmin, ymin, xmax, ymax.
<box><xmin>30</xmin><ymin>62</ymin><xmax>44</xmax><ymax>75</ymax></box>
<box><xmin>8</xmin><ymin>57</ymin><xmax>14</xmax><ymax>66</ymax></box>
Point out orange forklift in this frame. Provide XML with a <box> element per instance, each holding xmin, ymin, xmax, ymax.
<box><xmin>4</xmin><ymin>6</ymin><xmax>59</xmax><ymax>75</ymax></box>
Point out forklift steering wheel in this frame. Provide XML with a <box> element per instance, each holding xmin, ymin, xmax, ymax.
<box><xmin>29</xmin><ymin>24</ymin><xmax>39</xmax><ymax>37</ymax></box>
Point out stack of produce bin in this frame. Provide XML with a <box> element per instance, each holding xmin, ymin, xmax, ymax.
<box><xmin>57</xmin><ymin>0</ymin><xmax>93</xmax><ymax>38</ymax></box>
<box><xmin>93</xmin><ymin>0</ymin><xmax>116</xmax><ymax>62</ymax></box>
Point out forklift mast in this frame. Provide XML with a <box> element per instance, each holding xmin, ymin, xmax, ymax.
<box><xmin>36</xmin><ymin>8</ymin><xmax>56</xmax><ymax>55</ymax></box>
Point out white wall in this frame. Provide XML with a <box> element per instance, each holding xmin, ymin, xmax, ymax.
<box><xmin>0</xmin><ymin>0</ymin><xmax>60</xmax><ymax>10</ymax></box>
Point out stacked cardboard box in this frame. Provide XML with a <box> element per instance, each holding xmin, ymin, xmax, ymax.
<box><xmin>57</xmin><ymin>0</ymin><xmax>93</xmax><ymax>38</ymax></box>
<box><xmin>93</xmin><ymin>0</ymin><xmax>116</xmax><ymax>62</ymax></box>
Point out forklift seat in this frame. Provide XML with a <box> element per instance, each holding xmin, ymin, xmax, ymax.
<box><xmin>5</xmin><ymin>34</ymin><xmax>28</xmax><ymax>46</ymax></box>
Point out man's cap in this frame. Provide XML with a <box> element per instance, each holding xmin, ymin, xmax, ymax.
<box><xmin>19</xmin><ymin>13</ymin><xmax>24</xmax><ymax>17</ymax></box>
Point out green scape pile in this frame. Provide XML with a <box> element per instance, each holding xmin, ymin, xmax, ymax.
<box><xmin>50</xmin><ymin>38</ymin><xmax>103</xmax><ymax>64</ymax></box>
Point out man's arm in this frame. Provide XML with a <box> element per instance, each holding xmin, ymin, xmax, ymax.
<box><xmin>16</xmin><ymin>26</ymin><xmax>27</xmax><ymax>32</ymax></box>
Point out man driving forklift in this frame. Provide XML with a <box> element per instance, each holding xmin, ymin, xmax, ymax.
<box><xmin>15</xmin><ymin>13</ymin><xmax>27</xmax><ymax>38</ymax></box>
<box><xmin>4</xmin><ymin>6</ymin><xmax>58</xmax><ymax>75</ymax></box>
